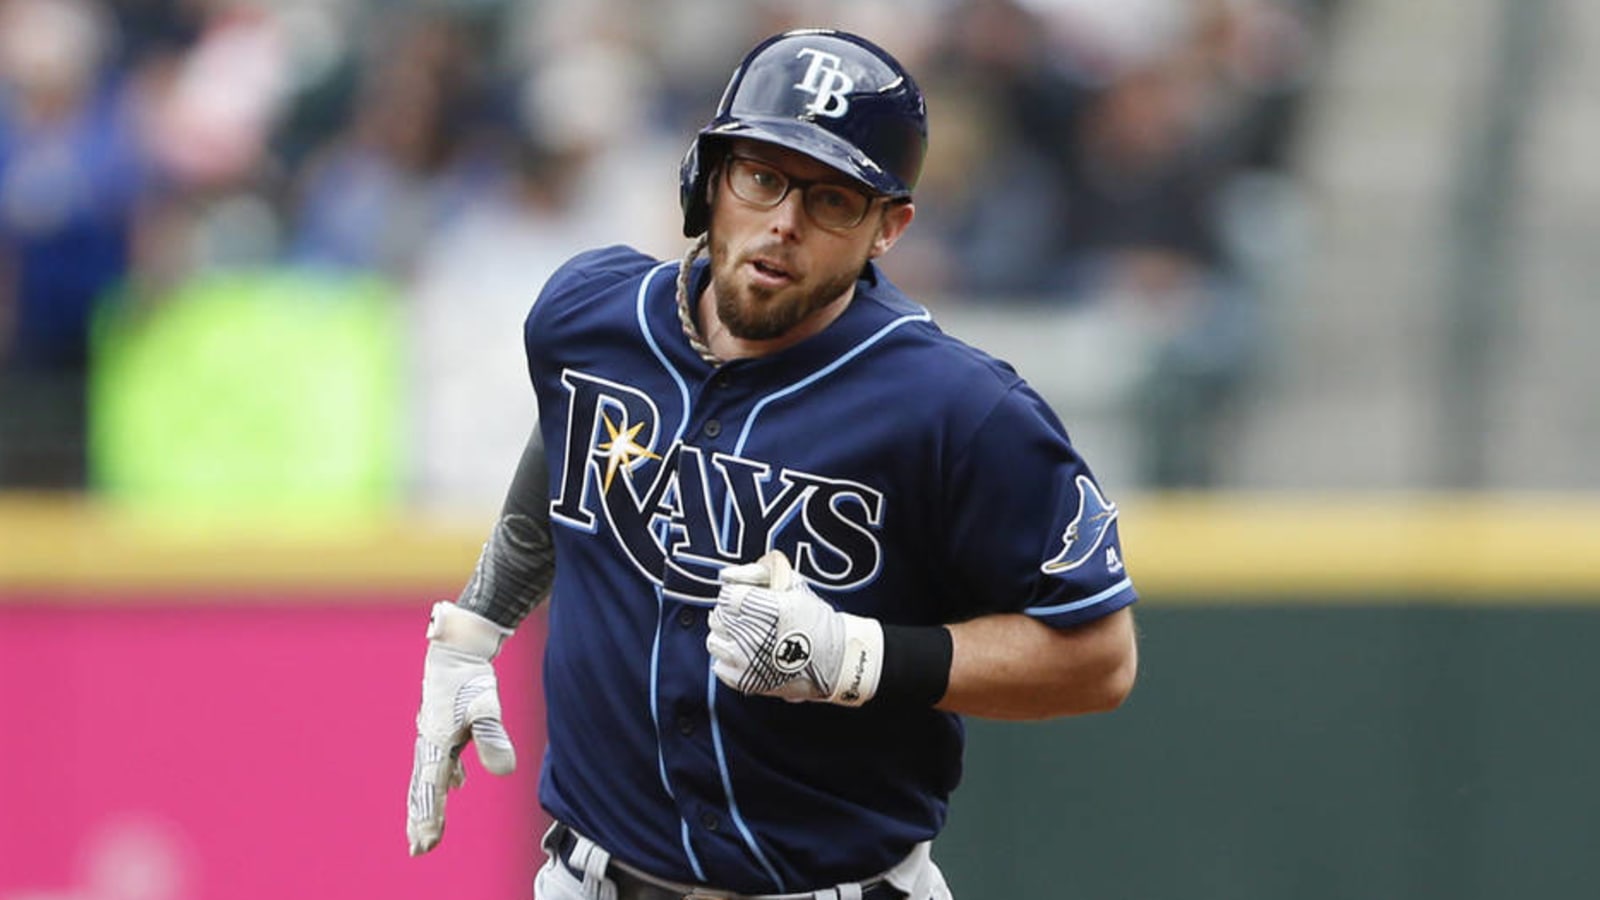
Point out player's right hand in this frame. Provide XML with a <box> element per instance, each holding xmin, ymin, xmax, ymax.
<box><xmin>707</xmin><ymin>550</ymin><xmax>885</xmax><ymax>707</ymax></box>
<box><xmin>407</xmin><ymin>602</ymin><xmax>517</xmax><ymax>856</ymax></box>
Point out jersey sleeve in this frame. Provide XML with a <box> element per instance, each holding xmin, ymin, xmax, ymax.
<box><xmin>523</xmin><ymin>244</ymin><xmax>656</xmax><ymax>376</ymax></box>
<box><xmin>942</xmin><ymin>382</ymin><xmax>1137</xmax><ymax>629</ymax></box>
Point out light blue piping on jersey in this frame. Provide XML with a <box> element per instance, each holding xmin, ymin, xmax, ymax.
<box><xmin>705</xmin><ymin>663</ymin><xmax>786</xmax><ymax>890</ymax></box>
<box><xmin>635</xmin><ymin>258</ymin><xmax>787</xmax><ymax>887</ymax></box>
<box><xmin>636</xmin><ymin>260</ymin><xmax>710</xmax><ymax>880</ymax></box>
<box><xmin>1024</xmin><ymin>576</ymin><xmax>1135</xmax><ymax>616</ymax></box>
<box><xmin>640</xmin><ymin>270</ymin><xmax>933</xmax><ymax>890</ymax></box>
<box><xmin>730</xmin><ymin>309</ymin><xmax>932</xmax><ymax>455</ymax></box>
<box><xmin>702</xmin><ymin>307</ymin><xmax>933</xmax><ymax>888</ymax></box>
<box><xmin>717</xmin><ymin>309</ymin><xmax>933</xmax><ymax>550</ymax></box>
<box><xmin>638</xmin><ymin>260</ymin><xmax>694</xmax><ymax>419</ymax></box>
<box><xmin>649</xmin><ymin>586</ymin><xmax>708</xmax><ymax>883</ymax></box>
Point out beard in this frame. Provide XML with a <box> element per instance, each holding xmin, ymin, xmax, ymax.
<box><xmin>707</xmin><ymin>228</ymin><xmax>867</xmax><ymax>342</ymax></box>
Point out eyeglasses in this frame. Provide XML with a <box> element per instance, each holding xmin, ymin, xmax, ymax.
<box><xmin>723</xmin><ymin>154</ymin><xmax>879</xmax><ymax>231</ymax></box>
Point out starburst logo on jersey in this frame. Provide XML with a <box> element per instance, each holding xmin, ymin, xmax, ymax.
<box><xmin>1042</xmin><ymin>475</ymin><xmax>1119</xmax><ymax>575</ymax></box>
<box><xmin>550</xmin><ymin>369</ymin><xmax>886</xmax><ymax>600</ymax></box>
<box><xmin>597</xmin><ymin>410</ymin><xmax>660</xmax><ymax>494</ymax></box>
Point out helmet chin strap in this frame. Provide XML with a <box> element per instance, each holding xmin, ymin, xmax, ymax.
<box><xmin>676</xmin><ymin>233</ymin><xmax>720</xmax><ymax>365</ymax></box>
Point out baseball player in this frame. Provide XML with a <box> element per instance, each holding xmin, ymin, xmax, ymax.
<box><xmin>406</xmin><ymin>29</ymin><xmax>1139</xmax><ymax>900</ymax></box>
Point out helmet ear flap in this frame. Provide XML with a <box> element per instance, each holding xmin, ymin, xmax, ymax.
<box><xmin>679</xmin><ymin>139</ymin><xmax>707</xmax><ymax>238</ymax></box>
<box><xmin>704</xmin><ymin>147</ymin><xmax>723</xmax><ymax>203</ymax></box>
<box><xmin>679</xmin><ymin>137</ymin><xmax>729</xmax><ymax>238</ymax></box>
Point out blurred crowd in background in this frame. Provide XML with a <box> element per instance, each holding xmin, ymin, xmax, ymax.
<box><xmin>0</xmin><ymin>0</ymin><xmax>1335</xmax><ymax>507</ymax></box>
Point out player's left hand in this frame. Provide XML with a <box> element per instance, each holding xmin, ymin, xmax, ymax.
<box><xmin>407</xmin><ymin>602</ymin><xmax>517</xmax><ymax>856</ymax></box>
<box><xmin>707</xmin><ymin>550</ymin><xmax>884</xmax><ymax>707</ymax></box>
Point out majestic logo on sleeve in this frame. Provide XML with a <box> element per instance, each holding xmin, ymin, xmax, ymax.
<box><xmin>1041</xmin><ymin>475</ymin><xmax>1119</xmax><ymax>575</ymax></box>
<box><xmin>550</xmin><ymin>370</ymin><xmax>884</xmax><ymax>600</ymax></box>
<box><xmin>794</xmin><ymin>48</ymin><xmax>855</xmax><ymax>118</ymax></box>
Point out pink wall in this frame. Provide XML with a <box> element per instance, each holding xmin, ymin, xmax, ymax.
<box><xmin>0</xmin><ymin>595</ymin><xmax>549</xmax><ymax>898</ymax></box>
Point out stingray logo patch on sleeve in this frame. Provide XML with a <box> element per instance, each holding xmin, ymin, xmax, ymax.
<box><xmin>1041</xmin><ymin>475</ymin><xmax>1119</xmax><ymax>575</ymax></box>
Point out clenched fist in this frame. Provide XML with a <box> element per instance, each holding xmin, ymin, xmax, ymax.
<box><xmin>706</xmin><ymin>550</ymin><xmax>884</xmax><ymax>707</ymax></box>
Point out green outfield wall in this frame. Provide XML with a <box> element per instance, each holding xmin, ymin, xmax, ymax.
<box><xmin>936</xmin><ymin>603</ymin><xmax>1600</xmax><ymax>899</ymax></box>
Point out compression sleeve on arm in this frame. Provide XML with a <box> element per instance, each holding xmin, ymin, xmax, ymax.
<box><xmin>455</xmin><ymin>427</ymin><xmax>557</xmax><ymax>629</ymax></box>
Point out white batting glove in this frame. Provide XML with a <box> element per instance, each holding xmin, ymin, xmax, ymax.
<box><xmin>407</xmin><ymin>602</ymin><xmax>517</xmax><ymax>856</ymax></box>
<box><xmin>706</xmin><ymin>550</ymin><xmax>884</xmax><ymax>707</ymax></box>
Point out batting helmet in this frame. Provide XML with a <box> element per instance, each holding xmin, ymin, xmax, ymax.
<box><xmin>679</xmin><ymin>29</ymin><xmax>928</xmax><ymax>237</ymax></box>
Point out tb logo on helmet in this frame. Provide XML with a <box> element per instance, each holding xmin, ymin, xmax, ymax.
<box><xmin>680</xmin><ymin>29</ymin><xmax>925</xmax><ymax>237</ymax></box>
<box><xmin>793</xmin><ymin>48</ymin><xmax>854</xmax><ymax>117</ymax></box>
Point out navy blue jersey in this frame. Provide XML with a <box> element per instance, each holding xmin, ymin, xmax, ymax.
<box><xmin>527</xmin><ymin>245</ymin><xmax>1136</xmax><ymax>893</ymax></box>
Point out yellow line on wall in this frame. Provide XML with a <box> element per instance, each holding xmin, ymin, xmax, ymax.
<box><xmin>1116</xmin><ymin>493</ymin><xmax>1600</xmax><ymax>603</ymax></box>
<box><xmin>0</xmin><ymin>496</ymin><xmax>486</xmax><ymax>597</ymax></box>
<box><xmin>2</xmin><ymin>493</ymin><xmax>1599</xmax><ymax>602</ymax></box>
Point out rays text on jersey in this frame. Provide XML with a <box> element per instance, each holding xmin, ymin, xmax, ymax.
<box><xmin>550</xmin><ymin>369</ymin><xmax>887</xmax><ymax>599</ymax></box>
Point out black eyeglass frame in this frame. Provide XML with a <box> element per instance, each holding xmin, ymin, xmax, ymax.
<box><xmin>721</xmin><ymin>153</ymin><xmax>892</xmax><ymax>232</ymax></box>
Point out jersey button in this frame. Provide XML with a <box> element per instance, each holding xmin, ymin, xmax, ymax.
<box><xmin>703</xmin><ymin>419</ymin><xmax>722</xmax><ymax>438</ymax></box>
<box><xmin>676</xmin><ymin>715</ymin><xmax>695</xmax><ymax>736</ymax></box>
<box><xmin>678</xmin><ymin>608</ymin><xmax>695</xmax><ymax>628</ymax></box>
<box><xmin>700</xmin><ymin>811</ymin><xmax>720</xmax><ymax>832</ymax></box>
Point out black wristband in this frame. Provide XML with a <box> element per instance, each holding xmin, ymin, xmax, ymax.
<box><xmin>871</xmin><ymin>624</ymin><xmax>954</xmax><ymax>708</ymax></box>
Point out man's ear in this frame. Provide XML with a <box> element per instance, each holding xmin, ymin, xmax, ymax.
<box><xmin>868</xmin><ymin>202</ymin><xmax>915</xmax><ymax>259</ymax></box>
